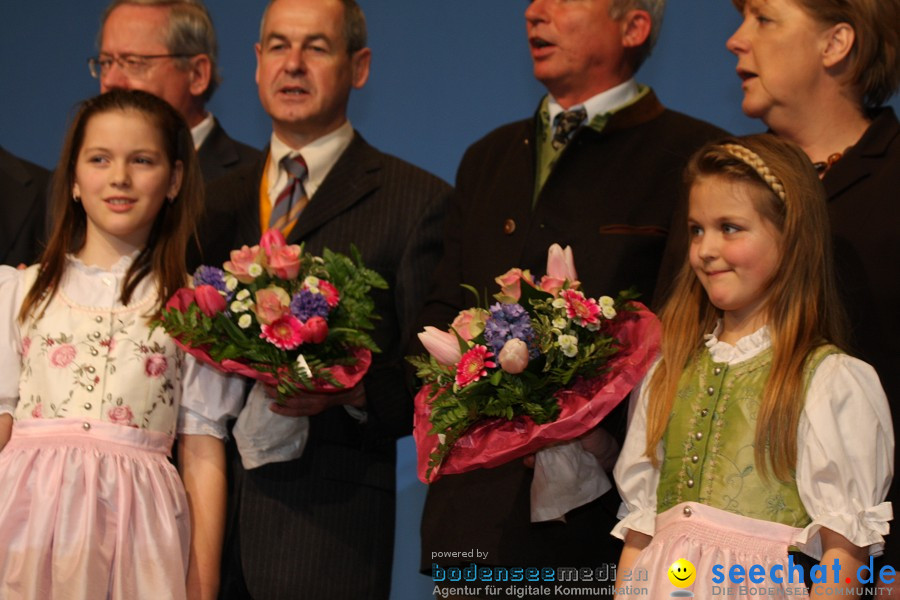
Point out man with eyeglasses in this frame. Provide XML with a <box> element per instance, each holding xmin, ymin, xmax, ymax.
<box><xmin>93</xmin><ymin>0</ymin><xmax>260</xmax><ymax>181</ymax></box>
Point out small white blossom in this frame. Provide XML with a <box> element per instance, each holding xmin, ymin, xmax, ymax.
<box><xmin>230</xmin><ymin>301</ymin><xmax>248</xmax><ymax>313</ymax></box>
<box><xmin>247</xmin><ymin>263</ymin><xmax>264</xmax><ymax>278</ymax></box>
<box><xmin>552</xmin><ymin>298</ymin><xmax>566</xmax><ymax>309</ymax></box>
<box><xmin>235</xmin><ymin>289</ymin><xmax>251</xmax><ymax>301</ymax></box>
<box><xmin>224</xmin><ymin>275</ymin><xmax>238</xmax><ymax>291</ymax></box>
<box><xmin>552</xmin><ymin>317</ymin><xmax>568</xmax><ymax>330</ymax></box>
<box><xmin>601</xmin><ymin>305</ymin><xmax>617</xmax><ymax>319</ymax></box>
<box><xmin>599</xmin><ymin>295</ymin><xmax>615</xmax><ymax>307</ymax></box>
<box><xmin>558</xmin><ymin>334</ymin><xmax>578</xmax><ymax>358</ymax></box>
<box><xmin>237</xmin><ymin>314</ymin><xmax>253</xmax><ymax>329</ymax></box>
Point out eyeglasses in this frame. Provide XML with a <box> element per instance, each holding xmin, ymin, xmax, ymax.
<box><xmin>87</xmin><ymin>53</ymin><xmax>196</xmax><ymax>79</ymax></box>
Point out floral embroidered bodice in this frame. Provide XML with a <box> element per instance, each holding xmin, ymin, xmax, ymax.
<box><xmin>656</xmin><ymin>344</ymin><xmax>837</xmax><ymax>527</ymax></box>
<box><xmin>14</xmin><ymin>263</ymin><xmax>183</xmax><ymax>435</ymax></box>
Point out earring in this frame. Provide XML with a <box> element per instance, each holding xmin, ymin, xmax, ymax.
<box><xmin>166</xmin><ymin>195</ymin><xmax>175</xmax><ymax>204</ymax></box>
<box><xmin>72</xmin><ymin>195</ymin><xmax>81</xmax><ymax>203</ymax></box>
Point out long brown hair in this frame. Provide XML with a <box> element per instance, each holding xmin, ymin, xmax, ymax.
<box><xmin>20</xmin><ymin>89</ymin><xmax>203</xmax><ymax>322</ymax></box>
<box><xmin>644</xmin><ymin>134</ymin><xmax>848</xmax><ymax>481</ymax></box>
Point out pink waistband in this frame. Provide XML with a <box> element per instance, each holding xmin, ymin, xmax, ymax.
<box><xmin>9</xmin><ymin>418</ymin><xmax>174</xmax><ymax>457</ymax></box>
<box><xmin>656</xmin><ymin>502</ymin><xmax>801</xmax><ymax>554</ymax></box>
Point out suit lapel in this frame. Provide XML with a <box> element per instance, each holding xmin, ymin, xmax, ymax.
<box><xmin>288</xmin><ymin>133</ymin><xmax>381</xmax><ymax>244</ymax></box>
<box><xmin>824</xmin><ymin>108</ymin><xmax>899</xmax><ymax>200</ymax></box>
<box><xmin>230</xmin><ymin>153</ymin><xmax>267</xmax><ymax>248</ymax></box>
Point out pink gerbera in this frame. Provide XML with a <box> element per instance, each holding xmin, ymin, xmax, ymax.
<box><xmin>318</xmin><ymin>281</ymin><xmax>341</xmax><ymax>308</ymax></box>
<box><xmin>561</xmin><ymin>289</ymin><xmax>601</xmax><ymax>327</ymax></box>
<box><xmin>260</xmin><ymin>315</ymin><xmax>305</xmax><ymax>350</ymax></box>
<box><xmin>455</xmin><ymin>345</ymin><xmax>496</xmax><ymax>388</ymax></box>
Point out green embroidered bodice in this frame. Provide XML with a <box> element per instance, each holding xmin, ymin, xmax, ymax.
<box><xmin>657</xmin><ymin>344</ymin><xmax>838</xmax><ymax>527</ymax></box>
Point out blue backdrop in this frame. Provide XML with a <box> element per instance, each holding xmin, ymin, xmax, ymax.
<box><xmin>3</xmin><ymin>2</ymin><xmax>897</xmax><ymax>598</ymax></box>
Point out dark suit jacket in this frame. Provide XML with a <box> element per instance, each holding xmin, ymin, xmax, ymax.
<box><xmin>197</xmin><ymin>118</ymin><xmax>261</xmax><ymax>182</ymax></box>
<box><xmin>0</xmin><ymin>147</ymin><xmax>50</xmax><ymax>267</ymax></box>
<box><xmin>822</xmin><ymin>107</ymin><xmax>900</xmax><ymax>565</ymax></box>
<box><xmin>205</xmin><ymin>132</ymin><xmax>450</xmax><ymax>599</ymax></box>
<box><xmin>419</xmin><ymin>90</ymin><xmax>726</xmax><ymax>573</ymax></box>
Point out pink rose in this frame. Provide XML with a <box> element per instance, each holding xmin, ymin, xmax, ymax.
<box><xmin>49</xmin><ymin>344</ymin><xmax>76</xmax><ymax>368</ymax></box>
<box><xmin>418</xmin><ymin>326</ymin><xmax>462</xmax><ymax>366</ymax></box>
<box><xmin>260</xmin><ymin>228</ymin><xmax>287</xmax><ymax>252</ymax></box>
<box><xmin>300</xmin><ymin>316</ymin><xmax>329</xmax><ymax>344</ymax></box>
<box><xmin>317</xmin><ymin>281</ymin><xmax>340</xmax><ymax>308</ymax></box>
<box><xmin>31</xmin><ymin>403</ymin><xmax>42</xmax><ymax>419</ymax></box>
<box><xmin>224</xmin><ymin>245</ymin><xmax>264</xmax><ymax>283</ymax></box>
<box><xmin>195</xmin><ymin>285</ymin><xmax>227</xmax><ymax>317</ymax></box>
<box><xmin>498</xmin><ymin>338</ymin><xmax>530</xmax><ymax>374</ymax></box>
<box><xmin>266</xmin><ymin>244</ymin><xmax>303</xmax><ymax>279</ymax></box>
<box><xmin>450</xmin><ymin>308</ymin><xmax>489</xmax><ymax>341</ymax></box>
<box><xmin>254</xmin><ymin>286</ymin><xmax>291</xmax><ymax>325</ymax></box>
<box><xmin>494</xmin><ymin>268</ymin><xmax>537</xmax><ymax>302</ymax></box>
<box><xmin>145</xmin><ymin>354</ymin><xmax>168</xmax><ymax>377</ymax></box>
<box><xmin>107</xmin><ymin>405</ymin><xmax>135</xmax><ymax>426</ymax></box>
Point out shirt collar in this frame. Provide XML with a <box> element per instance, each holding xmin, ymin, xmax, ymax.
<box><xmin>547</xmin><ymin>79</ymin><xmax>640</xmax><ymax>127</ymax></box>
<box><xmin>266</xmin><ymin>120</ymin><xmax>354</xmax><ymax>200</ymax></box>
<box><xmin>191</xmin><ymin>112</ymin><xmax>215</xmax><ymax>150</ymax></box>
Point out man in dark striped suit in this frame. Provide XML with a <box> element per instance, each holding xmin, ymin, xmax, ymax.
<box><xmin>205</xmin><ymin>1</ymin><xmax>450</xmax><ymax>598</ymax></box>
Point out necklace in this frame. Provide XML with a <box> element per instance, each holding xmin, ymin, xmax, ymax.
<box><xmin>812</xmin><ymin>151</ymin><xmax>845</xmax><ymax>178</ymax></box>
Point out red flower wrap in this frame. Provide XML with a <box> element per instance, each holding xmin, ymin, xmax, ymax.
<box><xmin>413</xmin><ymin>302</ymin><xmax>660</xmax><ymax>483</ymax></box>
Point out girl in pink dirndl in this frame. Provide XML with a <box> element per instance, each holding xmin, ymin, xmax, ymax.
<box><xmin>0</xmin><ymin>90</ymin><xmax>243</xmax><ymax>600</ymax></box>
<box><xmin>612</xmin><ymin>135</ymin><xmax>893</xmax><ymax>599</ymax></box>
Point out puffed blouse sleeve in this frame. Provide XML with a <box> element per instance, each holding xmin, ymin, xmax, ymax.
<box><xmin>612</xmin><ymin>361</ymin><xmax>663</xmax><ymax>540</ymax></box>
<box><xmin>794</xmin><ymin>353</ymin><xmax>894</xmax><ymax>558</ymax></box>
<box><xmin>177</xmin><ymin>353</ymin><xmax>246</xmax><ymax>440</ymax></box>
<box><xmin>0</xmin><ymin>266</ymin><xmax>26</xmax><ymax>417</ymax></box>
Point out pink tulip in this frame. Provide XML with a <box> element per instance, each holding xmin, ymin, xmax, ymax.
<box><xmin>450</xmin><ymin>308</ymin><xmax>489</xmax><ymax>341</ymax></box>
<box><xmin>498</xmin><ymin>338</ymin><xmax>530</xmax><ymax>374</ymax></box>
<box><xmin>224</xmin><ymin>245</ymin><xmax>264</xmax><ymax>283</ymax></box>
<box><xmin>300</xmin><ymin>316</ymin><xmax>329</xmax><ymax>344</ymax></box>
<box><xmin>546</xmin><ymin>244</ymin><xmax>578</xmax><ymax>282</ymax></box>
<box><xmin>195</xmin><ymin>285</ymin><xmax>227</xmax><ymax>317</ymax></box>
<box><xmin>254</xmin><ymin>286</ymin><xmax>291</xmax><ymax>325</ymax></box>
<box><xmin>418</xmin><ymin>326</ymin><xmax>462</xmax><ymax>366</ymax></box>
<box><xmin>166</xmin><ymin>287</ymin><xmax>196</xmax><ymax>312</ymax></box>
<box><xmin>260</xmin><ymin>228</ymin><xmax>287</xmax><ymax>251</ymax></box>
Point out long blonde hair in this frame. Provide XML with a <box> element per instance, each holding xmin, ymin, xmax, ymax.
<box><xmin>644</xmin><ymin>134</ymin><xmax>848</xmax><ymax>481</ymax></box>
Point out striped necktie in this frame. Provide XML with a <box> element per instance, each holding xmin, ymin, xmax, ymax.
<box><xmin>269</xmin><ymin>153</ymin><xmax>309</xmax><ymax>234</ymax></box>
<box><xmin>551</xmin><ymin>107</ymin><xmax>587</xmax><ymax>150</ymax></box>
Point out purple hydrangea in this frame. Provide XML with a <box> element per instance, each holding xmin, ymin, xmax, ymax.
<box><xmin>483</xmin><ymin>302</ymin><xmax>539</xmax><ymax>358</ymax></box>
<box><xmin>291</xmin><ymin>290</ymin><xmax>331</xmax><ymax>322</ymax></box>
<box><xmin>193</xmin><ymin>266</ymin><xmax>231</xmax><ymax>298</ymax></box>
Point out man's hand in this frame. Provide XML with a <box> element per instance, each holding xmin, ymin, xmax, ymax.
<box><xmin>266</xmin><ymin>384</ymin><xmax>366</xmax><ymax>418</ymax></box>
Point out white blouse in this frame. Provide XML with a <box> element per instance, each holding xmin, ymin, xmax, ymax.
<box><xmin>612</xmin><ymin>324</ymin><xmax>894</xmax><ymax>558</ymax></box>
<box><xmin>0</xmin><ymin>256</ymin><xmax>244</xmax><ymax>439</ymax></box>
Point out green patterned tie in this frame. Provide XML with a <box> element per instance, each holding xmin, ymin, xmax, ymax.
<box><xmin>551</xmin><ymin>107</ymin><xmax>587</xmax><ymax>150</ymax></box>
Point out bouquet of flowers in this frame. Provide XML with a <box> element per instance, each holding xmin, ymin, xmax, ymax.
<box><xmin>158</xmin><ymin>229</ymin><xmax>387</xmax><ymax>401</ymax></box>
<box><xmin>410</xmin><ymin>244</ymin><xmax>660</xmax><ymax>482</ymax></box>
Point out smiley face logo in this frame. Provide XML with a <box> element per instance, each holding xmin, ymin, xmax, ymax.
<box><xmin>667</xmin><ymin>559</ymin><xmax>696</xmax><ymax>588</ymax></box>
